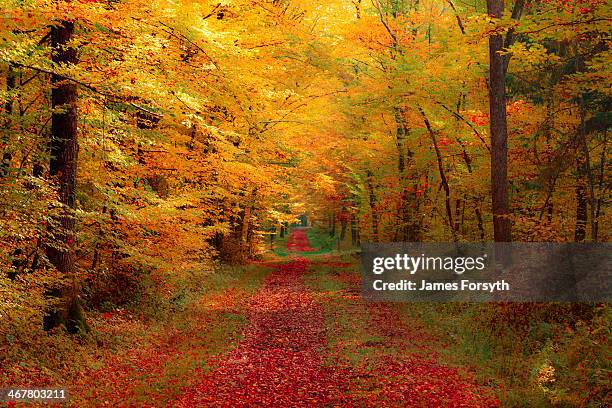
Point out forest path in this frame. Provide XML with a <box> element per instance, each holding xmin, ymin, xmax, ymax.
<box><xmin>177</xmin><ymin>228</ymin><xmax>499</xmax><ymax>407</ymax></box>
<box><xmin>177</xmin><ymin>228</ymin><xmax>352</xmax><ymax>406</ymax></box>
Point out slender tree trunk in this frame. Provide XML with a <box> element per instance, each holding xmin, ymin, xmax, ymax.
<box><xmin>350</xmin><ymin>210</ymin><xmax>360</xmax><ymax>247</ymax></box>
<box><xmin>574</xmin><ymin>166</ymin><xmax>588</xmax><ymax>242</ymax></box>
<box><xmin>340</xmin><ymin>209</ymin><xmax>347</xmax><ymax>241</ymax></box>
<box><xmin>366</xmin><ymin>171</ymin><xmax>379</xmax><ymax>242</ymax></box>
<box><xmin>420</xmin><ymin>108</ymin><xmax>457</xmax><ymax>241</ymax></box>
<box><xmin>395</xmin><ymin>107</ymin><xmax>407</xmax><ymax>241</ymax></box>
<box><xmin>454</xmin><ymin>95</ymin><xmax>486</xmax><ymax>240</ymax></box>
<box><xmin>240</xmin><ymin>188</ymin><xmax>257</xmax><ymax>258</ymax></box>
<box><xmin>574</xmin><ymin>111</ymin><xmax>589</xmax><ymax>242</ymax></box>
<box><xmin>44</xmin><ymin>20</ymin><xmax>88</xmax><ymax>333</ymax></box>
<box><xmin>241</xmin><ymin>205</ymin><xmax>252</xmax><ymax>244</ymax></box>
<box><xmin>455</xmin><ymin>197</ymin><xmax>463</xmax><ymax>232</ymax></box>
<box><xmin>487</xmin><ymin>0</ymin><xmax>512</xmax><ymax>242</ymax></box>
<box><xmin>578</xmin><ymin>108</ymin><xmax>597</xmax><ymax>241</ymax></box>
<box><xmin>91</xmin><ymin>206</ymin><xmax>106</xmax><ymax>270</ymax></box>
<box><xmin>394</xmin><ymin>107</ymin><xmax>406</xmax><ymax>175</ymax></box>
<box><xmin>593</xmin><ymin>131</ymin><xmax>607</xmax><ymax>241</ymax></box>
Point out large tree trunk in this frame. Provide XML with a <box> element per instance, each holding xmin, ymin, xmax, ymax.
<box><xmin>44</xmin><ymin>20</ymin><xmax>88</xmax><ymax>334</ymax></box>
<box><xmin>487</xmin><ymin>0</ymin><xmax>512</xmax><ymax>242</ymax></box>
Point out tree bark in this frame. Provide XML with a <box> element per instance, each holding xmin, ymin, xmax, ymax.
<box><xmin>44</xmin><ymin>20</ymin><xmax>88</xmax><ymax>334</ymax></box>
<box><xmin>487</xmin><ymin>0</ymin><xmax>512</xmax><ymax>242</ymax></box>
<box><xmin>394</xmin><ymin>106</ymin><xmax>412</xmax><ymax>241</ymax></box>
<box><xmin>339</xmin><ymin>207</ymin><xmax>347</xmax><ymax>241</ymax></box>
<box><xmin>350</xmin><ymin>210</ymin><xmax>360</xmax><ymax>246</ymax></box>
<box><xmin>1</xmin><ymin>64</ymin><xmax>16</xmax><ymax>178</ymax></box>
<box><xmin>574</xmin><ymin>165</ymin><xmax>588</xmax><ymax>242</ymax></box>
<box><xmin>593</xmin><ymin>131</ymin><xmax>607</xmax><ymax>241</ymax></box>
<box><xmin>420</xmin><ymin>108</ymin><xmax>457</xmax><ymax>241</ymax></box>
<box><xmin>366</xmin><ymin>171</ymin><xmax>379</xmax><ymax>242</ymax></box>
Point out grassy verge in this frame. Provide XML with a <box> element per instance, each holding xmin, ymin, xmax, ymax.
<box><xmin>398</xmin><ymin>303</ymin><xmax>611</xmax><ymax>407</ymax></box>
<box><xmin>305</xmin><ymin>260</ymin><xmax>398</xmax><ymax>368</ymax></box>
<box><xmin>272</xmin><ymin>232</ymin><xmax>289</xmax><ymax>257</ymax></box>
<box><xmin>0</xmin><ymin>262</ymin><xmax>271</xmax><ymax>406</ymax></box>
<box><xmin>306</xmin><ymin>227</ymin><xmax>338</xmax><ymax>254</ymax></box>
<box><xmin>127</xmin><ymin>262</ymin><xmax>270</xmax><ymax>404</ymax></box>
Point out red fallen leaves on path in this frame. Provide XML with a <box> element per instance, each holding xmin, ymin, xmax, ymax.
<box><xmin>47</xmin><ymin>229</ymin><xmax>498</xmax><ymax>407</ymax></box>
<box><xmin>178</xmin><ymin>229</ymin><xmax>499</xmax><ymax>407</ymax></box>
<box><xmin>177</xmin><ymin>257</ymin><xmax>353</xmax><ymax>407</ymax></box>
<box><xmin>285</xmin><ymin>227</ymin><xmax>315</xmax><ymax>252</ymax></box>
<box><xmin>351</xmin><ymin>356</ymin><xmax>499</xmax><ymax>407</ymax></box>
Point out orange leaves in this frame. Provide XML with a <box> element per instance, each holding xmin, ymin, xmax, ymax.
<box><xmin>466</xmin><ymin>110</ymin><xmax>489</xmax><ymax>126</ymax></box>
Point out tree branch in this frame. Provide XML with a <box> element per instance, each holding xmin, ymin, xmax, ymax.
<box><xmin>445</xmin><ymin>0</ymin><xmax>465</xmax><ymax>34</ymax></box>
<box><xmin>435</xmin><ymin>101</ymin><xmax>491</xmax><ymax>152</ymax></box>
<box><xmin>371</xmin><ymin>0</ymin><xmax>400</xmax><ymax>50</ymax></box>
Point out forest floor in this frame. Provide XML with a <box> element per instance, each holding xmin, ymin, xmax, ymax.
<box><xmin>172</xmin><ymin>228</ymin><xmax>498</xmax><ymax>407</ymax></box>
<box><xmin>6</xmin><ymin>228</ymin><xmax>501</xmax><ymax>407</ymax></box>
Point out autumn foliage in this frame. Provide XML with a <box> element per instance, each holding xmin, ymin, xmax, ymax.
<box><xmin>0</xmin><ymin>0</ymin><xmax>609</xmax><ymax>406</ymax></box>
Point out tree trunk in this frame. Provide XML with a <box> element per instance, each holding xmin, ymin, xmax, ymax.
<box><xmin>420</xmin><ymin>108</ymin><xmax>457</xmax><ymax>241</ymax></box>
<box><xmin>574</xmin><ymin>165</ymin><xmax>588</xmax><ymax>242</ymax></box>
<box><xmin>394</xmin><ymin>106</ymin><xmax>412</xmax><ymax>241</ymax></box>
<box><xmin>1</xmin><ymin>64</ymin><xmax>15</xmax><ymax>178</ymax></box>
<box><xmin>487</xmin><ymin>0</ymin><xmax>512</xmax><ymax>242</ymax></box>
<box><xmin>366</xmin><ymin>171</ymin><xmax>379</xmax><ymax>242</ymax></box>
<box><xmin>44</xmin><ymin>20</ymin><xmax>88</xmax><ymax>334</ymax></box>
<box><xmin>574</xmin><ymin>118</ymin><xmax>589</xmax><ymax>242</ymax></box>
<box><xmin>350</xmin><ymin>211</ymin><xmax>360</xmax><ymax>247</ymax></box>
<box><xmin>240</xmin><ymin>188</ymin><xmax>257</xmax><ymax>259</ymax></box>
<box><xmin>455</xmin><ymin>196</ymin><xmax>463</xmax><ymax>232</ymax></box>
<box><xmin>454</xmin><ymin>94</ymin><xmax>486</xmax><ymax>241</ymax></box>
<box><xmin>593</xmin><ymin>131</ymin><xmax>607</xmax><ymax>241</ymax></box>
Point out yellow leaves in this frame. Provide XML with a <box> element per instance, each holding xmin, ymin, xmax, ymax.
<box><xmin>536</xmin><ymin>361</ymin><xmax>557</xmax><ymax>390</ymax></box>
<box><xmin>313</xmin><ymin>173</ymin><xmax>337</xmax><ymax>196</ymax></box>
<box><xmin>562</xmin><ymin>49</ymin><xmax>612</xmax><ymax>97</ymax></box>
<box><xmin>506</xmin><ymin>42</ymin><xmax>562</xmax><ymax>71</ymax></box>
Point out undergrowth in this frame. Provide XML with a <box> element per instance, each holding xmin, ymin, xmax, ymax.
<box><xmin>401</xmin><ymin>303</ymin><xmax>611</xmax><ymax>407</ymax></box>
<box><xmin>0</xmin><ymin>263</ymin><xmax>271</xmax><ymax>405</ymax></box>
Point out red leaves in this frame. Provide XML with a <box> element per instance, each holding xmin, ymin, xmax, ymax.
<box><xmin>177</xmin><ymin>257</ymin><xmax>352</xmax><ymax>407</ymax></box>
<box><xmin>285</xmin><ymin>228</ymin><xmax>315</xmax><ymax>252</ymax></box>
<box><xmin>467</xmin><ymin>111</ymin><xmax>489</xmax><ymax>127</ymax></box>
<box><xmin>178</xmin><ymin>233</ymin><xmax>499</xmax><ymax>407</ymax></box>
<box><xmin>51</xmin><ymin>230</ymin><xmax>499</xmax><ymax>406</ymax></box>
